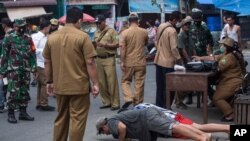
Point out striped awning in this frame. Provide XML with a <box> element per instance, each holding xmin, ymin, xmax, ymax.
<box><xmin>0</xmin><ymin>0</ymin><xmax>57</xmax><ymax>8</ymax></box>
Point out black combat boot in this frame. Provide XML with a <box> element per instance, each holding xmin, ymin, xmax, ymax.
<box><xmin>185</xmin><ymin>94</ymin><xmax>193</xmax><ymax>105</ymax></box>
<box><xmin>8</xmin><ymin>109</ymin><xmax>17</xmax><ymax>123</ymax></box>
<box><xmin>19</xmin><ymin>107</ymin><xmax>34</xmax><ymax>121</ymax></box>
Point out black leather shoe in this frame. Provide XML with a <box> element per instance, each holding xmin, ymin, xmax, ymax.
<box><xmin>121</xmin><ymin>101</ymin><xmax>133</xmax><ymax>109</ymax></box>
<box><xmin>19</xmin><ymin>112</ymin><xmax>34</xmax><ymax>121</ymax></box>
<box><xmin>99</xmin><ymin>105</ymin><xmax>111</xmax><ymax>109</ymax></box>
<box><xmin>111</xmin><ymin>107</ymin><xmax>120</xmax><ymax>111</ymax></box>
<box><xmin>185</xmin><ymin>99</ymin><xmax>193</xmax><ymax>105</ymax></box>
<box><xmin>39</xmin><ymin>105</ymin><xmax>55</xmax><ymax>111</ymax></box>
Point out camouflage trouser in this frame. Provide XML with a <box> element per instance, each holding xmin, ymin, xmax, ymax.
<box><xmin>7</xmin><ymin>71</ymin><xmax>31</xmax><ymax>109</ymax></box>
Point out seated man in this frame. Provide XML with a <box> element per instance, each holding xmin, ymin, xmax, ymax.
<box><xmin>96</xmin><ymin>103</ymin><xmax>229</xmax><ymax>141</ymax></box>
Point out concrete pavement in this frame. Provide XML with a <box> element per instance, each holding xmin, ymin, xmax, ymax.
<box><xmin>0</xmin><ymin>64</ymin><xmax>230</xmax><ymax>141</ymax></box>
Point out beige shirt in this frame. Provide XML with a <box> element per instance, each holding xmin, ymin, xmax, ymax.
<box><xmin>43</xmin><ymin>24</ymin><xmax>97</xmax><ymax>95</ymax></box>
<box><xmin>119</xmin><ymin>25</ymin><xmax>148</xmax><ymax>66</ymax></box>
<box><xmin>154</xmin><ymin>22</ymin><xmax>181</xmax><ymax>68</ymax></box>
<box><xmin>94</xmin><ymin>26</ymin><xmax>118</xmax><ymax>56</ymax></box>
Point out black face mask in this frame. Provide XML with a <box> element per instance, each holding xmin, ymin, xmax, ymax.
<box><xmin>194</xmin><ymin>21</ymin><xmax>202</xmax><ymax>26</ymax></box>
<box><xmin>17</xmin><ymin>26</ymin><xmax>26</xmax><ymax>35</ymax></box>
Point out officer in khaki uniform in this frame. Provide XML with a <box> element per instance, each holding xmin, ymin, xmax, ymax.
<box><xmin>119</xmin><ymin>13</ymin><xmax>148</xmax><ymax>105</ymax></box>
<box><xmin>94</xmin><ymin>15</ymin><xmax>120</xmax><ymax>110</ymax></box>
<box><xmin>193</xmin><ymin>37</ymin><xmax>245</xmax><ymax>122</ymax></box>
<box><xmin>43</xmin><ymin>7</ymin><xmax>99</xmax><ymax>141</ymax></box>
<box><xmin>154</xmin><ymin>11</ymin><xmax>181</xmax><ymax>108</ymax></box>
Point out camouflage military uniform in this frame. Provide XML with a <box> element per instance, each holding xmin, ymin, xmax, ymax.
<box><xmin>0</xmin><ymin>31</ymin><xmax>37</xmax><ymax>109</ymax></box>
<box><xmin>190</xmin><ymin>23</ymin><xmax>213</xmax><ymax>56</ymax></box>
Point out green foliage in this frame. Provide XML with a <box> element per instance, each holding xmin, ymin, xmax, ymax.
<box><xmin>151</xmin><ymin>0</ymin><xmax>161</xmax><ymax>11</ymax></box>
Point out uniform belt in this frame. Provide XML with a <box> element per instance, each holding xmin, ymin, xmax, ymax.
<box><xmin>97</xmin><ymin>54</ymin><xmax>115</xmax><ymax>59</ymax></box>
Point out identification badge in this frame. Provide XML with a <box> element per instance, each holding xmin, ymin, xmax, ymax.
<box><xmin>3</xmin><ymin>77</ymin><xmax>8</xmax><ymax>85</ymax></box>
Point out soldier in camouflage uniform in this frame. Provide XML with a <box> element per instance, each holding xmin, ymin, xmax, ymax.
<box><xmin>187</xmin><ymin>9</ymin><xmax>214</xmax><ymax>105</ymax></box>
<box><xmin>0</xmin><ymin>19</ymin><xmax>37</xmax><ymax>123</ymax></box>
<box><xmin>190</xmin><ymin>8</ymin><xmax>214</xmax><ymax>56</ymax></box>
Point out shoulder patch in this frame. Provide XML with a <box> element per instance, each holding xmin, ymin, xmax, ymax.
<box><xmin>221</xmin><ymin>58</ymin><xmax>226</xmax><ymax>64</ymax></box>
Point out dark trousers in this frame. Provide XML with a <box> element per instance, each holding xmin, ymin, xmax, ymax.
<box><xmin>155</xmin><ymin>65</ymin><xmax>175</xmax><ymax>108</ymax></box>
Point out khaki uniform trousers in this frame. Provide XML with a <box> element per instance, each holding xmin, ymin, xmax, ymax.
<box><xmin>121</xmin><ymin>66</ymin><xmax>146</xmax><ymax>105</ymax></box>
<box><xmin>37</xmin><ymin>67</ymin><xmax>48</xmax><ymax>106</ymax></box>
<box><xmin>53</xmin><ymin>94</ymin><xmax>90</xmax><ymax>141</ymax></box>
<box><xmin>213</xmin><ymin>83</ymin><xmax>240</xmax><ymax>116</ymax></box>
<box><xmin>96</xmin><ymin>57</ymin><xmax>120</xmax><ymax>108</ymax></box>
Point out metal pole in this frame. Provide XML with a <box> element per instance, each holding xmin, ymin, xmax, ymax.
<box><xmin>160</xmin><ymin>0</ymin><xmax>165</xmax><ymax>23</ymax></box>
<box><xmin>220</xmin><ymin>9</ymin><xmax>223</xmax><ymax>29</ymax></box>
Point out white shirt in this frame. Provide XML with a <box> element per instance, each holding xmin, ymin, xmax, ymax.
<box><xmin>31</xmin><ymin>31</ymin><xmax>47</xmax><ymax>68</ymax></box>
<box><xmin>220</xmin><ymin>24</ymin><xmax>238</xmax><ymax>42</ymax></box>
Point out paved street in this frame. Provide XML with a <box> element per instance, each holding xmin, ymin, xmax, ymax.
<box><xmin>0</xmin><ymin>62</ymin><xmax>237</xmax><ymax>141</ymax></box>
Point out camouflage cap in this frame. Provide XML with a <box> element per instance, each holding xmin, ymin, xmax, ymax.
<box><xmin>14</xmin><ymin>19</ymin><xmax>27</xmax><ymax>27</ymax></box>
<box><xmin>181</xmin><ymin>16</ymin><xmax>193</xmax><ymax>26</ymax></box>
<box><xmin>50</xmin><ymin>18</ymin><xmax>59</xmax><ymax>26</ymax></box>
<box><xmin>218</xmin><ymin>37</ymin><xmax>234</xmax><ymax>47</ymax></box>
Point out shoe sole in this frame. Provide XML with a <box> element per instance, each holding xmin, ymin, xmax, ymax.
<box><xmin>19</xmin><ymin>117</ymin><xmax>35</xmax><ymax>121</ymax></box>
<box><xmin>8</xmin><ymin>120</ymin><xmax>17</xmax><ymax>123</ymax></box>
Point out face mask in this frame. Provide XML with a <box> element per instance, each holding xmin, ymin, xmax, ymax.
<box><xmin>175</xmin><ymin>22</ymin><xmax>182</xmax><ymax>28</ymax></box>
<box><xmin>194</xmin><ymin>21</ymin><xmax>202</xmax><ymax>26</ymax></box>
<box><xmin>219</xmin><ymin>47</ymin><xmax>225</xmax><ymax>54</ymax></box>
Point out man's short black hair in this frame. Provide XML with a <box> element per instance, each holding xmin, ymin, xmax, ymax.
<box><xmin>39</xmin><ymin>20</ymin><xmax>50</xmax><ymax>30</ymax></box>
<box><xmin>169</xmin><ymin>11</ymin><xmax>181</xmax><ymax>21</ymax></box>
<box><xmin>1</xmin><ymin>18</ymin><xmax>12</xmax><ymax>27</ymax></box>
<box><xmin>225</xmin><ymin>15</ymin><xmax>235</xmax><ymax>20</ymax></box>
<box><xmin>66</xmin><ymin>7</ymin><xmax>82</xmax><ymax>24</ymax></box>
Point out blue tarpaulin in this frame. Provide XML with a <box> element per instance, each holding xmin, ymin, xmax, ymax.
<box><xmin>128</xmin><ymin>0</ymin><xmax>179</xmax><ymax>13</ymax></box>
<box><xmin>212</xmin><ymin>0</ymin><xmax>250</xmax><ymax>15</ymax></box>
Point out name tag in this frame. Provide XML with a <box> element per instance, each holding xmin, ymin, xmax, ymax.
<box><xmin>3</xmin><ymin>77</ymin><xmax>8</xmax><ymax>85</ymax></box>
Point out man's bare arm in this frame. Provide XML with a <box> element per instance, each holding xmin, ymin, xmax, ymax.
<box><xmin>118</xmin><ymin>121</ymin><xmax>127</xmax><ymax>141</ymax></box>
<box><xmin>86</xmin><ymin>57</ymin><xmax>99</xmax><ymax>97</ymax></box>
<box><xmin>181</xmin><ymin>49</ymin><xmax>191</xmax><ymax>62</ymax></box>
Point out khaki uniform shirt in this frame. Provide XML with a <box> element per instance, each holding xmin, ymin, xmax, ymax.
<box><xmin>217</xmin><ymin>53</ymin><xmax>242</xmax><ymax>85</ymax></box>
<box><xmin>154</xmin><ymin>22</ymin><xmax>181</xmax><ymax>68</ymax></box>
<box><xmin>43</xmin><ymin>24</ymin><xmax>97</xmax><ymax>95</ymax></box>
<box><xmin>94</xmin><ymin>26</ymin><xmax>118</xmax><ymax>56</ymax></box>
<box><xmin>119</xmin><ymin>25</ymin><xmax>148</xmax><ymax>66</ymax></box>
